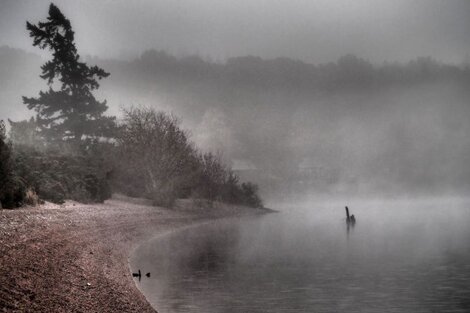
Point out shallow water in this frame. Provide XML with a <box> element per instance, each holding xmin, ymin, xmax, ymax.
<box><xmin>131</xmin><ymin>198</ymin><xmax>470</xmax><ymax>312</ymax></box>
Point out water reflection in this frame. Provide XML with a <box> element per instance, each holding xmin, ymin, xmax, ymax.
<box><xmin>346</xmin><ymin>218</ymin><xmax>355</xmax><ymax>237</ymax></box>
<box><xmin>131</xmin><ymin>198</ymin><xmax>470</xmax><ymax>313</ymax></box>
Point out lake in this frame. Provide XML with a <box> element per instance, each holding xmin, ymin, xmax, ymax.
<box><xmin>130</xmin><ymin>197</ymin><xmax>470</xmax><ymax>312</ymax></box>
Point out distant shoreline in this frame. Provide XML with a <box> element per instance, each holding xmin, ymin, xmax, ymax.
<box><xmin>0</xmin><ymin>196</ymin><xmax>269</xmax><ymax>312</ymax></box>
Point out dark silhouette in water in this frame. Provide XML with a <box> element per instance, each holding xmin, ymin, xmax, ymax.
<box><xmin>345</xmin><ymin>206</ymin><xmax>356</xmax><ymax>237</ymax></box>
<box><xmin>345</xmin><ymin>206</ymin><xmax>356</xmax><ymax>225</ymax></box>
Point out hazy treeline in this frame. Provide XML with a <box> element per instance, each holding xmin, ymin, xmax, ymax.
<box><xmin>1</xmin><ymin>109</ymin><xmax>262</xmax><ymax>209</ymax></box>
<box><xmin>4</xmin><ymin>45</ymin><xmax>469</xmax><ymax>119</ymax></box>
<box><xmin>95</xmin><ymin>51</ymin><xmax>470</xmax><ymax>198</ymax></box>
<box><xmin>103</xmin><ymin>50</ymin><xmax>470</xmax><ymax>92</ymax></box>
<box><xmin>2</xmin><ymin>44</ymin><xmax>470</xmax><ymax>200</ymax></box>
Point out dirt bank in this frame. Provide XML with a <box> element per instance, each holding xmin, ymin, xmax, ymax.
<box><xmin>0</xmin><ymin>196</ymin><xmax>267</xmax><ymax>312</ymax></box>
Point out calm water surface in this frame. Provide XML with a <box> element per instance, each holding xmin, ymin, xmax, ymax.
<box><xmin>131</xmin><ymin>198</ymin><xmax>470</xmax><ymax>313</ymax></box>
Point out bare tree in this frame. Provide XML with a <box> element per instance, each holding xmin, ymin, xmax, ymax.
<box><xmin>116</xmin><ymin>107</ymin><xmax>198</xmax><ymax>205</ymax></box>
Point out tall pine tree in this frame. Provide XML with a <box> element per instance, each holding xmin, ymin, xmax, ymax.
<box><xmin>23</xmin><ymin>3</ymin><xmax>115</xmax><ymax>147</ymax></box>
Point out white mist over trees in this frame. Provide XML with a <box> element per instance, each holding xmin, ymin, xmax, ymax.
<box><xmin>1</xmin><ymin>1</ymin><xmax>469</xmax><ymax>203</ymax></box>
<box><xmin>83</xmin><ymin>51</ymin><xmax>470</xmax><ymax>198</ymax></box>
<box><xmin>1</xmin><ymin>3</ymin><xmax>263</xmax><ymax>209</ymax></box>
<box><xmin>3</xmin><ymin>45</ymin><xmax>470</xmax><ymax>200</ymax></box>
<box><xmin>113</xmin><ymin>107</ymin><xmax>262</xmax><ymax>208</ymax></box>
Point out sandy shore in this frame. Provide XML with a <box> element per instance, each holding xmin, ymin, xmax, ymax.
<box><xmin>0</xmin><ymin>195</ymin><xmax>267</xmax><ymax>312</ymax></box>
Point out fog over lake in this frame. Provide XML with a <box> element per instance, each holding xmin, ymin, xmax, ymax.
<box><xmin>131</xmin><ymin>197</ymin><xmax>470</xmax><ymax>313</ymax></box>
<box><xmin>2</xmin><ymin>1</ymin><xmax>470</xmax><ymax>311</ymax></box>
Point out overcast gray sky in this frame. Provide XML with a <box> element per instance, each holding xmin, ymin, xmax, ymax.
<box><xmin>0</xmin><ymin>0</ymin><xmax>469</xmax><ymax>63</ymax></box>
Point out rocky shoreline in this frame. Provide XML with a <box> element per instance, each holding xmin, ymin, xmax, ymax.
<box><xmin>0</xmin><ymin>196</ymin><xmax>269</xmax><ymax>312</ymax></box>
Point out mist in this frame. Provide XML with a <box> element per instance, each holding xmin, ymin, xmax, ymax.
<box><xmin>3</xmin><ymin>44</ymin><xmax>470</xmax><ymax>202</ymax></box>
<box><xmin>2</xmin><ymin>2</ymin><xmax>470</xmax><ymax>312</ymax></box>
<box><xmin>2</xmin><ymin>0</ymin><xmax>470</xmax><ymax>203</ymax></box>
<box><xmin>131</xmin><ymin>197</ymin><xmax>470</xmax><ymax>312</ymax></box>
<box><xmin>2</xmin><ymin>0</ymin><xmax>470</xmax><ymax>63</ymax></box>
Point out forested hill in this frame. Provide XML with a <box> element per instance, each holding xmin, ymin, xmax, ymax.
<box><xmin>3</xmin><ymin>45</ymin><xmax>470</xmax><ymax>118</ymax></box>
<box><xmin>3</xmin><ymin>45</ymin><xmax>470</xmax><ymax>198</ymax></box>
<box><xmin>98</xmin><ymin>50</ymin><xmax>470</xmax><ymax>91</ymax></box>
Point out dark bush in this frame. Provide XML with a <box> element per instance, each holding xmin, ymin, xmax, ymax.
<box><xmin>0</xmin><ymin>121</ymin><xmax>26</xmax><ymax>208</ymax></box>
<box><xmin>13</xmin><ymin>145</ymin><xmax>112</xmax><ymax>204</ymax></box>
<box><xmin>114</xmin><ymin>107</ymin><xmax>200</xmax><ymax>207</ymax></box>
<box><xmin>240</xmin><ymin>182</ymin><xmax>263</xmax><ymax>208</ymax></box>
<box><xmin>114</xmin><ymin>107</ymin><xmax>263</xmax><ymax>208</ymax></box>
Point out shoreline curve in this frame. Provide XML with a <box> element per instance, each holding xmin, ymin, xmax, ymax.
<box><xmin>0</xmin><ymin>196</ymin><xmax>270</xmax><ymax>312</ymax></box>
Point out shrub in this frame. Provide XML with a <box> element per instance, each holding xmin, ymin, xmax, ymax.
<box><xmin>0</xmin><ymin>120</ymin><xmax>26</xmax><ymax>208</ymax></box>
<box><xmin>24</xmin><ymin>188</ymin><xmax>40</xmax><ymax>206</ymax></box>
<box><xmin>114</xmin><ymin>107</ymin><xmax>199</xmax><ymax>206</ymax></box>
<box><xmin>13</xmin><ymin>145</ymin><xmax>112</xmax><ymax>204</ymax></box>
<box><xmin>240</xmin><ymin>182</ymin><xmax>263</xmax><ymax>208</ymax></box>
<box><xmin>113</xmin><ymin>107</ymin><xmax>264</xmax><ymax>209</ymax></box>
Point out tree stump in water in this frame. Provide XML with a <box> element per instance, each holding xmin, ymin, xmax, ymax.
<box><xmin>345</xmin><ymin>206</ymin><xmax>356</xmax><ymax>225</ymax></box>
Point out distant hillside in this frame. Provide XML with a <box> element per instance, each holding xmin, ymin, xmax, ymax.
<box><xmin>2</xmin><ymin>46</ymin><xmax>470</xmax><ymax>198</ymax></box>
